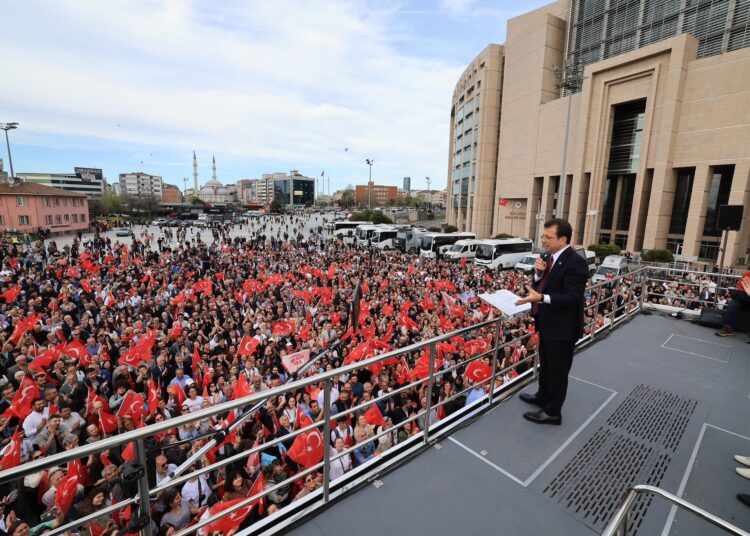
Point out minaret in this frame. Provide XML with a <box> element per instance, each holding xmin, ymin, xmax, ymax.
<box><xmin>212</xmin><ymin>155</ymin><xmax>217</xmax><ymax>182</ymax></box>
<box><xmin>193</xmin><ymin>151</ymin><xmax>198</xmax><ymax>193</ymax></box>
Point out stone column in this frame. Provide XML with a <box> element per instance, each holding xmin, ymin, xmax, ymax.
<box><xmin>681</xmin><ymin>164</ymin><xmax>712</xmax><ymax>257</ymax></box>
<box><xmin>724</xmin><ymin>162</ymin><xmax>750</xmax><ymax>265</ymax></box>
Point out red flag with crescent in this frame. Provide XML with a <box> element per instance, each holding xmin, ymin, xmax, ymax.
<box><xmin>288</xmin><ymin>412</ymin><xmax>324</xmax><ymax>468</ymax></box>
<box><xmin>0</xmin><ymin>286</ymin><xmax>20</xmax><ymax>303</ymax></box>
<box><xmin>238</xmin><ymin>336</ymin><xmax>259</xmax><ymax>357</ymax></box>
<box><xmin>464</xmin><ymin>338</ymin><xmax>492</xmax><ymax>356</ymax></box>
<box><xmin>464</xmin><ymin>360</ymin><xmax>492</xmax><ymax>383</ymax></box>
<box><xmin>272</xmin><ymin>320</ymin><xmax>296</xmax><ymax>336</ymax></box>
<box><xmin>54</xmin><ymin>473</ymin><xmax>79</xmax><ymax>516</ymax></box>
<box><xmin>11</xmin><ymin>375</ymin><xmax>38</xmax><ymax>420</ymax></box>
<box><xmin>0</xmin><ymin>429</ymin><xmax>22</xmax><ymax>470</ymax></box>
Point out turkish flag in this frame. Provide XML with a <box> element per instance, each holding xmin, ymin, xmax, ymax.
<box><xmin>192</xmin><ymin>346</ymin><xmax>202</xmax><ymax>377</ymax></box>
<box><xmin>288</xmin><ymin>413</ymin><xmax>324</xmax><ymax>468</ymax></box>
<box><xmin>0</xmin><ymin>429</ymin><xmax>22</xmax><ymax>470</ymax></box>
<box><xmin>205</xmin><ymin>498</ymin><xmax>255</xmax><ymax>534</ymax></box>
<box><xmin>398</xmin><ymin>314</ymin><xmax>419</xmax><ymax>332</ymax></box>
<box><xmin>364</xmin><ymin>404</ymin><xmax>385</xmax><ymax>427</ymax></box>
<box><xmin>121</xmin><ymin>442</ymin><xmax>135</xmax><ymax>462</ymax></box>
<box><xmin>382</xmin><ymin>304</ymin><xmax>394</xmax><ymax>316</ymax></box>
<box><xmin>299</xmin><ymin>324</ymin><xmax>311</xmax><ymax>341</ymax></box>
<box><xmin>10</xmin><ymin>313</ymin><xmax>42</xmax><ymax>344</ymax></box>
<box><xmin>407</xmin><ymin>264</ymin><xmax>415</xmax><ymax>276</ymax></box>
<box><xmin>238</xmin><ymin>336</ymin><xmax>259</xmax><ymax>357</ymax></box>
<box><xmin>148</xmin><ymin>379</ymin><xmax>160</xmax><ymax>416</ymax></box>
<box><xmin>62</xmin><ymin>340</ymin><xmax>91</xmax><ymax>361</ymax></box>
<box><xmin>464</xmin><ymin>338</ymin><xmax>492</xmax><ymax>356</ymax></box>
<box><xmin>169</xmin><ymin>322</ymin><xmax>183</xmax><ymax>340</ymax></box>
<box><xmin>80</xmin><ymin>279</ymin><xmax>93</xmax><ymax>293</ymax></box>
<box><xmin>0</xmin><ymin>286</ymin><xmax>20</xmax><ymax>303</ymax></box>
<box><xmin>119</xmin><ymin>347</ymin><xmax>144</xmax><ymax>368</ymax></box>
<box><xmin>11</xmin><ymin>375</ymin><xmax>39</xmax><ymax>420</ymax></box>
<box><xmin>327</xmin><ymin>263</ymin><xmax>336</xmax><ymax>280</ymax></box>
<box><xmin>86</xmin><ymin>386</ymin><xmax>110</xmax><ymax>413</ymax></box>
<box><xmin>67</xmin><ymin>459</ymin><xmax>91</xmax><ymax>487</ymax></box>
<box><xmin>118</xmin><ymin>391</ymin><xmax>147</xmax><ymax>422</ymax></box>
<box><xmin>464</xmin><ymin>360</ymin><xmax>492</xmax><ymax>383</ymax></box>
<box><xmin>499</xmin><ymin>197</ymin><xmax>508</xmax><ymax>206</ymax></box>
<box><xmin>98</xmin><ymin>411</ymin><xmax>118</xmax><ymax>434</ymax></box>
<box><xmin>193</xmin><ymin>279</ymin><xmax>213</xmax><ymax>295</ymax></box>
<box><xmin>55</xmin><ymin>473</ymin><xmax>79</xmax><ymax>516</ymax></box>
<box><xmin>29</xmin><ymin>347</ymin><xmax>62</xmax><ymax>371</ymax></box>
<box><xmin>170</xmin><ymin>383</ymin><xmax>186</xmax><ymax>409</ymax></box>
<box><xmin>420</xmin><ymin>296</ymin><xmax>436</xmax><ymax>311</ymax></box>
<box><xmin>249</xmin><ymin>470</ymin><xmax>266</xmax><ymax>515</ymax></box>
<box><xmin>436</xmin><ymin>342</ymin><xmax>459</xmax><ymax>356</ymax></box>
<box><xmin>233</xmin><ymin>373</ymin><xmax>253</xmax><ymax>400</ymax></box>
<box><xmin>272</xmin><ymin>320</ymin><xmax>296</xmax><ymax>336</ymax></box>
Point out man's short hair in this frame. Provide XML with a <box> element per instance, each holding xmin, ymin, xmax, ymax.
<box><xmin>544</xmin><ymin>218</ymin><xmax>573</xmax><ymax>245</ymax></box>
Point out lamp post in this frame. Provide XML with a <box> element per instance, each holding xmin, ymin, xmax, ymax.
<box><xmin>552</xmin><ymin>64</ymin><xmax>583</xmax><ymax>219</ymax></box>
<box><xmin>365</xmin><ymin>159</ymin><xmax>374</xmax><ymax>210</ymax></box>
<box><xmin>0</xmin><ymin>122</ymin><xmax>19</xmax><ymax>178</ymax></box>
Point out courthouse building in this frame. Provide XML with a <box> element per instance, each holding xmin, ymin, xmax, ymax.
<box><xmin>447</xmin><ymin>0</ymin><xmax>750</xmax><ymax>265</ymax></box>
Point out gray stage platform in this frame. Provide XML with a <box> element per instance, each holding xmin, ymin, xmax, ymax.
<box><xmin>285</xmin><ymin>315</ymin><xmax>750</xmax><ymax>536</ymax></box>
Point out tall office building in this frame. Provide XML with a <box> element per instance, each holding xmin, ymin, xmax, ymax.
<box><xmin>447</xmin><ymin>0</ymin><xmax>750</xmax><ymax>266</ymax></box>
<box><xmin>403</xmin><ymin>176</ymin><xmax>411</xmax><ymax>193</ymax></box>
<box><xmin>18</xmin><ymin>168</ymin><xmax>105</xmax><ymax>198</ymax></box>
<box><xmin>119</xmin><ymin>172</ymin><xmax>163</xmax><ymax>199</ymax></box>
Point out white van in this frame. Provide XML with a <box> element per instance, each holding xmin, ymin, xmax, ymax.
<box><xmin>575</xmin><ymin>248</ymin><xmax>598</xmax><ymax>275</ymax></box>
<box><xmin>515</xmin><ymin>253</ymin><xmax>541</xmax><ymax>274</ymax></box>
<box><xmin>443</xmin><ymin>239</ymin><xmax>482</xmax><ymax>262</ymax></box>
<box><xmin>332</xmin><ymin>221</ymin><xmax>373</xmax><ymax>238</ymax></box>
<box><xmin>591</xmin><ymin>255</ymin><xmax>629</xmax><ymax>283</ymax></box>
<box><xmin>372</xmin><ymin>227</ymin><xmax>399</xmax><ymax>250</ymax></box>
<box><xmin>420</xmin><ymin>232</ymin><xmax>477</xmax><ymax>259</ymax></box>
<box><xmin>474</xmin><ymin>238</ymin><xmax>534</xmax><ymax>270</ymax></box>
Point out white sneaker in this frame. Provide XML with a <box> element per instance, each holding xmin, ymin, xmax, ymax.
<box><xmin>737</xmin><ymin>467</ymin><xmax>750</xmax><ymax>480</ymax></box>
<box><xmin>735</xmin><ymin>455</ymin><xmax>750</xmax><ymax>467</ymax></box>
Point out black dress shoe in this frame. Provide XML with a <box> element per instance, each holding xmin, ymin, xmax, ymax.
<box><xmin>523</xmin><ymin>410</ymin><xmax>562</xmax><ymax>425</ymax></box>
<box><xmin>519</xmin><ymin>393</ymin><xmax>543</xmax><ymax>406</ymax></box>
<box><xmin>739</xmin><ymin>493</ymin><xmax>750</xmax><ymax>509</ymax></box>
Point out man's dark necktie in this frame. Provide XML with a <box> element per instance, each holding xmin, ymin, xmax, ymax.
<box><xmin>532</xmin><ymin>258</ymin><xmax>554</xmax><ymax>316</ymax></box>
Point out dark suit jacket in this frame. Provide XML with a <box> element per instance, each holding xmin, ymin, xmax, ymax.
<box><xmin>532</xmin><ymin>247</ymin><xmax>589</xmax><ymax>341</ymax></box>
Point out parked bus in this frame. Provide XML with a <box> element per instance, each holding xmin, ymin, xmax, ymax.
<box><xmin>393</xmin><ymin>227</ymin><xmax>428</xmax><ymax>253</ymax></box>
<box><xmin>474</xmin><ymin>238</ymin><xmax>534</xmax><ymax>269</ymax></box>
<box><xmin>355</xmin><ymin>224</ymin><xmax>391</xmax><ymax>245</ymax></box>
<box><xmin>371</xmin><ymin>227</ymin><xmax>399</xmax><ymax>249</ymax></box>
<box><xmin>420</xmin><ymin>232</ymin><xmax>477</xmax><ymax>259</ymax></box>
<box><xmin>331</xmin><ymin>220</ymin><xmax>372</xmax><ymax>238</ymax></box>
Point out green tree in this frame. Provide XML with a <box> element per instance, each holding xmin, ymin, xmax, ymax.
<box><xmin>588</xmin><ymin>243</ymin><xmax>621</xmax><ymax>259</ymax></box>
<box><xmin>351</xmin><ymin>210</ymin><xmax>392</xmax><ymax>224</ymax></box>
<box><xmin>641</xmin><ymin>248</ymin><xmax>674</xmax><ymax>263</ymax></box>
<box><xmin>494</xmin><ymin>233</ymin><xmax>514</xmax><ymax>239</ymax></box>
<box><xmin>443</xmin><ymin>224</ymin><xmax>458</xmax><ymax>233</ymax></box>
<box><xmin>269</xmin><ymin>199</ymin><xmax>283</xmax><ymax>213</ymax></box>
<box><xmin>339</xmin><ymin>189</ymin><xmax>355</xmax><ymax>208</ymax></box>
<box><xmin>190</xmin><ymin>196</ymin><xmax>203</xmax><ymax>206</ymax></box>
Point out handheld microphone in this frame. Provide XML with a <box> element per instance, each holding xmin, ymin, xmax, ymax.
<box><xmin>540</xmin><ymin>252</ymin><xmax>551</xmax><ymax>263</ymax></box>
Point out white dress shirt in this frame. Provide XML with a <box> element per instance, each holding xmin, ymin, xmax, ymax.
<box><xmin>534</xmin><ymin>245</ymin><xmax>571</xmax><ymax>305</ymax></box>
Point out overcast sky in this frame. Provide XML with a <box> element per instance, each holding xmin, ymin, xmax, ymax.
<box><xmin>2</xmin><ymin>0</ymin><xmax>547</xmax><ymax>193</ymax></box>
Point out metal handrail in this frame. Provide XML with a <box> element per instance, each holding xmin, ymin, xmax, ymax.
<box><xmin>601</xmin><ymin>484</ymin><xmax>750</xmax><ymax>536</ymax></box>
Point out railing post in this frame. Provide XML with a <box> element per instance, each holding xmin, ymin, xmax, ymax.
<box><xmin>422</xmin><ymin>342</ymin><xmax>436</xmax><ymax>444</ymax></box>
<box><xmin>134</xmin><ymin>438</ymin><xmax>154</xmax><ymax>536</ymax></box>
<box><xmin>488</xmin><ymin>318</ymin><xmax>502</xmax><ymax>405</ymax></box>
<box><xmin>322</xmin><ymin>379</ymin><xmax>331</xmax><ymax>503</ymax></box>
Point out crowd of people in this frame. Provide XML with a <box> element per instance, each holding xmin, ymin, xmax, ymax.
<box><xmin>0</xmin><ymin>213</ymin><xmax>541</xmax><ymax>536</ymax></box>
<box><xmin>0</xmin><ymin>211</ymin><xmax>741</xmax><ymax>536</ymax></box>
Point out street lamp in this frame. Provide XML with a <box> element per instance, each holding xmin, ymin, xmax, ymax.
<box><xmin>0</xmin><ymin>122</ymin><xmax>19</xmax><ymax>178</ymax></box>
<box><xmin>552</xmin><ymin>63</ymin><xmax>583</xmax><ymax>219</ymax></box>
<box><xmin>365</xmin><ymin>159</ymin><xmax>374</xmax><ymax>210</ymax></box>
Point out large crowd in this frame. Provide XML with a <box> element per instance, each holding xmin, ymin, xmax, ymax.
<box><xmin>0</xmin><ymin>212</ymin><xmax>741</xmax><ymax>536</ymax></box>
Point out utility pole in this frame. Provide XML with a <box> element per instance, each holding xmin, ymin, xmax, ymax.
<box><xmin>552</xmin><ymin>63</ymin><xmax>583</xmax><ymax>220</ymax></box>
<box><xmin>0</xmin><ymin>122</ymin><xmax>19</xmax><ymax>178</ymax></box>
<box><xmin>366</xmin><ymin>159</ymin><xmax>374</xmax><ymax>210</ymax></box>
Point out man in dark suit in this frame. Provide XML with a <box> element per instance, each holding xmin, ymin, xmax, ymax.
<box><xmin>516</xmin><ymin>218</ymin><xmax>589</xmax><ymax>425</ymax></box>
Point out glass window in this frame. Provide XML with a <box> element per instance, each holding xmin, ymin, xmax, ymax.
<box><xmin>18</xmin><ymin>215</ymin><xmax>29</xmax><ymax>225</ymax></box>
<box><xmin>55</xmin><ymin>215</ymin><xmax>62</xmax><ymax>224</ymax></box>
<box><xmin>45</xmin><ymin>215</ymin><xmax>52</xmax><ymax>224</ymax></box>
<box><xmin>669</xmin><ymin>168</ymin><xmax>695</xmax><ymax>234</ymax></box>
<box><xmin>16</xmin><ymin>196</ymin><xmax>27</xmax><ymax>207</ymax></box>
<box><xmin>81</xmin><ymin>214</ymin><xmax>86</xmax><ymax>222</ymax></box>
<box><xmin>64</xmin><ymin>214</ymin><xmax>70</xmax><ymax>222</ymax></box>
<box><xmin>702</xmin><ymin>165</ymin><xmax>734</xmax><ymax>237</ymax></box>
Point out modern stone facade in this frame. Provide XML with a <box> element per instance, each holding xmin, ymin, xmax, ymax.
<box><xmin>447</xmin><ymin>0</ymin><xmax>750</xmax><ymax>266</ymax></box>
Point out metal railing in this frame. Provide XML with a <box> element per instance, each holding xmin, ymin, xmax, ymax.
<box><xmin>602</xmin><ymin>484</ymin><xmax>750</xmax><ymax>536</ymax></box>
<box><xmin>0</xmin><ymin>267</ymin><xmax>659</xmax><ymax>536</ymax></box>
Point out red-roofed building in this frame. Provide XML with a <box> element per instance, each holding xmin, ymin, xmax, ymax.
<box><xmin>0</xmin><ymin>182</ymin><xmax>89</xmax><ymax>234</ymax></box>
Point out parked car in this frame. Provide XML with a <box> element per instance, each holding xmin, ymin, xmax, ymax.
<box><xmin>179</xmin><ymin>220</ymin><xmax>192</xmax><ymax>227</ymax></box>
<box><xmin>115</xmin><ymin>227</ymin><xmax>131</xmax><ymax>237</ymax></box>
<box><xmin>152</xmin><ymin>219</ymin><xmax>167</xmax><ymax>226</ymax></box>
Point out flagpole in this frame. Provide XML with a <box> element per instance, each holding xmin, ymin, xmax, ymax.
<box><xmin>160</xmin><ymin>340</ymin><xmax>341</xmax><ymax>485</ymax></box>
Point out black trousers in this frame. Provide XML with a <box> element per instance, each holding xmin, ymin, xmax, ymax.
<box><xmin>536</xmin><ymin>337</ymin><xmax>576</xmax><ymax>417</ymax></box>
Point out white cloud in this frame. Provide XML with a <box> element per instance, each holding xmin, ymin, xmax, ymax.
<box><xmin>1</xmin><ymin>0</ymin><xmax>465</xmax><ymax>188</ymax></box>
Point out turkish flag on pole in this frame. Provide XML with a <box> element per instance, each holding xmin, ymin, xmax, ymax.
<box><xmin>170</xmin><ymin>383</ymin><xmax>187</xmax><ymax>408</ymax></box>
<box><xmin>464</xmin><ymin>338</ymin><xmax>492</xmax><ymax>356</ymax></box>
<box><xmin>0</xmin><ymin>429</ymin><xmax>22</xmax><ymax>470</ymax></box>
<box><xmin>249</xmin><ymin>472</ymin><xmax>266</xmax><ymax>516</ymax></box>
<box><xmin>288</xmin><ymin>413</ymin><xmax>324</xmax><ymax>468</ymax></box>
<box><xmin>67</xmin><ymin>459</ymin><xmax>91</xmax><ymax>487</ymax></box>
<box><xmin>11</xmin><ymin>375</ymin><xmax>39</xmax><ymax>420</ymax></box>
<box><xmin>238</xmin><ymin>336</ymin><xmax>259</xmax><ymax>357</ymax></box>
<box><xmin>98</xmin><ymin>411</ymin><xmax>118</xmax><ymax>434</ymax></box>
<box><xmin>0</xmin><ymin>286</ymin><xmax>20</xmax><ymax>303</ymax></box>
<box><xmin>464</xmin><ymin>360</ymin><xmax>493</xmax><ymax>383</ymax></box>
<box><xmin>62</xmin><ymin>340</ymin><xmax>91</xmax><ymax>361</ymax></box>
<box><xmin>233</xmin><ymin>373</ymin><xmax>253</xmax><ymax>400</ymax></box>
<box><xmin>364</xmin><ymin>404</ymin><xmax>385</xmax><ymax>427</ymax></box>
<box><xmin>499</xmin><ymin>197</ymin><xmax>508</xmax><ymax>206</ymax></box>
<box><xmin>54</xmin><ymin>473</ymin><xmax>79</xmax><ymax>516</ymax></box>
<box><xmin>281</xmin><ymin>348</ymin><xmax>311</xmax><ymax>375</ymax></box>
<box><xmin>148</xmin><ymin>379</ymin><xmax>160</xmax><ymax>416</ymax></box>
<box><xmin>117</xmin><ymin>391</ymin><xmax>147</xmax><ymax>422</ymax></box>
<box><xmin>272</xmin><ymin>320</ymin><xmax>296</xmax><ymax>336</ymax></box>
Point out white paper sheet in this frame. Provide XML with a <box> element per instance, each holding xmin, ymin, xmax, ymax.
<box><xmin>478</xmin><ymin>289</ymin><xmax>532</xmax><ymax>316</ymax></box>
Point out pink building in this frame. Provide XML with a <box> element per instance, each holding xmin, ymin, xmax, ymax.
<box><xmin>0</xmin><ymin>182</ymin><xmax>89</xmax><ymax>234</ymax></box>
